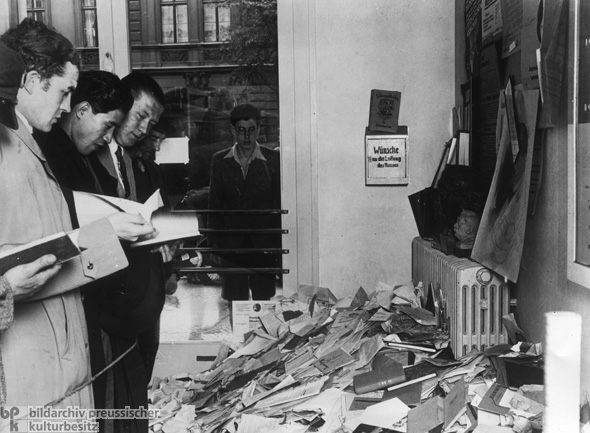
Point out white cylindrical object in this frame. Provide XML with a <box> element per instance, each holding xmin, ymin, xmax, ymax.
<box><xmin>544</xmin><ymin>311</ymin><xmax>582</xmax><ymax>433</ymax></box>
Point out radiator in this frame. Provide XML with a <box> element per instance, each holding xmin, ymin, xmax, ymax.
<box><xmin>411</xmin><ymin>237</ymin><xmax>511</xmax><ymax>358</ymax></box>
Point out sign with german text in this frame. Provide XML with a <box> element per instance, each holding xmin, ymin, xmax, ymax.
<box><xmin>365</xmin><ymin>129</ymin><xmax>409</xmax><ymax>185</ymax></box>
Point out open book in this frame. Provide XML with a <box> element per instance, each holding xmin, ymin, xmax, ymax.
<box><xmin>0</xmin><ymin>232</ymin><xmax>81</xmax><ymax>276</ymax></box>
<box><xmin>73</xmin><ymin>189</ymin><xmax>200</xmax><ymax>247</ymax></box>
<box><xmin>0</xmin><ymin>218</ymin><xmax>129</xmax><ymax>301</ymax></box>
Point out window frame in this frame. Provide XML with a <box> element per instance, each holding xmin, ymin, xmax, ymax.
<box><xmin>161</xmin><ymin>0</ymin><xmax>189</xmax><ymax>44</ymax></box>
<box><xmin>81</xmin><ymin>0</ymin><xmax>98</xmax><ymax>48</ymax></box>
<box><xmin>202</xmin><ymin>0</ymin><xmax>231</xmax><ymax>43</ymax></box>
<box><xmin>26</xmin><ymin>0</ymin><xmax>50</xmax><ymax>25</ymax></box>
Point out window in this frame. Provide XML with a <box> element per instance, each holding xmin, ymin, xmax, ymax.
<box><xmin>203</xmin><ymin>1</ymin><xmax>230</xmax><ymax>42</ymax></box>
<box><xmin>161</xmin><ymin>0</ymin><xmax>189</xmax><ymax>44</ymax></box>
<box><xmin>27</xmin><ymin>0</ymin><xmax>47</xmax><ymax>23</ymax></box>
<box><xmin>81</xmin><ymin>0</ymin><xmax>98</xmax><ymax>47</ymax></box>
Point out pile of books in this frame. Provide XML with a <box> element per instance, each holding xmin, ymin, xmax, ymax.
<box><xmin>148</xmin><ymin>283</ymin><xmax>545</xmax><ymax>433</ymax></box>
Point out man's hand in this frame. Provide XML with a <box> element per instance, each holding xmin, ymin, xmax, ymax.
<box><xmin>108</xmin><ymin>212</ymin><xmax>155</xmax><ymax>241</ymax></box>
<box><xmin>4</xmin><ymin>255</ymin><xmax>62</xmax><ymax>301</ymax></box>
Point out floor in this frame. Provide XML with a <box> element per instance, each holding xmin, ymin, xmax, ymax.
<box><xmin>152</xmin><ymin>276</ymin><xmax>283</xmax><ymax>379</ymax></box>
<box><xmin>160</xmin><ymin>278</ymin><xmax>233</xmax><ymax>343</ymax></box>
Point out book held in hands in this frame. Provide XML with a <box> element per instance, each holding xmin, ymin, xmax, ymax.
<box><xmin>0</xmin><ymin>232</ymin><xmax>80</xmax><ymax>275</ymax></box>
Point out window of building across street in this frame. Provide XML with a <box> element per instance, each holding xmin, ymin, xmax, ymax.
<box><xmin>82</xmin><ymin>0</ymin><xmax>98</xmax><ymax>47</ymax></box>
<box><xmin>161</xmin><ymin>0</ymin><xmax>189</xmax><ymax>44</ymax></box>
<box><xmin>203</xmin><ymin>1</ymin><xmax>230</xmax><ymax>42</ymax></box>
<box><xmin>27</xmin><ymin>0</ymin><xmax>47</xmax><ymax>24</ymax></box>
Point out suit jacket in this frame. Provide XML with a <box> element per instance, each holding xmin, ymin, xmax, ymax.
<box><xmin>207</xmin><ymin>144</ymin><xmax>281</xmax><ymax>248</ymax></box>
<box><xmin>133</xmin><ymin>158</ymin><xmax>170</xmax><ymax>207</ymax></box>
<box><xmin>37</xmin><ymin>125</ymin><xmax>117</xmax><ymax>195</ymax></box>
<box><xmin>88</xmin><ymin>141</ymin><xmax>165</xmax><ymax>338</ymax></box>
<box><xmin>92</xmin><ymin>143</ymin><xmax>137</xmax><ymax>201</ymax></box>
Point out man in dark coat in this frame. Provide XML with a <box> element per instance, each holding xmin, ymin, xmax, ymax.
<box><xmin>37</xmin><ymin>70</ymin><xmax>130</xmax><ymax>195</ymax></box>
<box><xmin>208</xmin><ymin>103</ymin><xmax>281</xmax><ymax>301</ymax></box>
<box><xmin>91</xmin><ymin>74</ymin><xmax>175</xmax><ymax>426</ymax></box>
<box><xmin>37</xmin><ymin>70</ymin><xmax>156</xmax><ymax>433</ymax></box>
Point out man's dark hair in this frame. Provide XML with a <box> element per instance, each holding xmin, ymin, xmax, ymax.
<box><xmin>121</xmin><ymin>72</ymin><xmax>165</xmax><ymax>107</ymax></box>
<box><xmin>0</xmin><ymin>18</ymin><xmax>79</xmax><ymax>81</ymax></box>
<box><xmin>230</xmin><ymin>103</ymin><xmax>261</xmax><ymax>126</ymax></box>
<box><xmin>72</xmin><ymin>70</ymin><xmax>133</xmax><ymax>114</ymax></box>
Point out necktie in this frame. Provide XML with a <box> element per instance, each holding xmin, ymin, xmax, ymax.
<box><xmin>115</xmin><ymin>146</ymin><xmax>130</xmax><ymax>198</ymax></box>
<box><xmin>82</xmin><ymin>156</ymin><xmax>103</xmax><ymax>194</ymax></box>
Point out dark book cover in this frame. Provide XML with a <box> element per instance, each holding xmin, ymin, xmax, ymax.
<box><xmin>383</xmin><ymin>380</ymin><xmax>422</xmax><ymax>406</ymax></box>
<box><xmin>353</xmin><ymin>355</ymin><xmax>405</xmax><ymax>394</ymax></box>
<box><xmin>368</xmin><ymin>89</ymin><xmax>402</xmax><ymax>133</ymax></box>
<box><xmin>353</xmin><ymin>424</ymin><xmax>404</xmax><ymax>433</ymax></box>
<box><xmin>0</xmin><ymin>232</ymin><xmax>80</xmax><ymax>275</ymax></box>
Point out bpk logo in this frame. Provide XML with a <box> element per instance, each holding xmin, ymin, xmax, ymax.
<box><xmin>0</xmin><ymin>406</ymin><xmax>19</xmax><ymax>432</ymax></box>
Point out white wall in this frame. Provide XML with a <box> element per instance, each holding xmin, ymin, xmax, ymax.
<box><xmin>0</xmin><ymin>1</ymin><xmax>10</xmax><ymax>35</ymax></box>
<box><xmin>279</xmin><ymin>0</ymin><xmax>456</xmax><ymax>298</ymax></box>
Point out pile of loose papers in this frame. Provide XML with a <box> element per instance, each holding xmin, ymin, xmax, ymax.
<box><xmin>149</xmin><ymin>283</ymin><xmax>546</xmax><ymax>433</ymax></box>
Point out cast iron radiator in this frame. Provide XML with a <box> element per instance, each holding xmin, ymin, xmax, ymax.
<box><xmin>411</xmin><ymin>237</ymin><xmax>511</xmax><ymax>358</ymax></box>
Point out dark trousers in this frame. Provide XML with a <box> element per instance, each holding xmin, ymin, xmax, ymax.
<box><xmin>220</xmin><ymin>238</ymin><xmax>277</xmax><ymax>301</ymax></box>
<box><xmin>137</xmin><ymin>319</ymin><xmax>160</xmax><ymax>382</ymax></box>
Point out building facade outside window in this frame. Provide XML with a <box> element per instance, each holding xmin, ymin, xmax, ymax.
<box><xmin>81</xmin><ymin>0</ymin><xmax>98</xmax><ymax>47</ymax></box>
<box><xmin>27</xmin><ymin>0</ymin><xmax>48</xmax><ymax>23</ymax></box>
<box><xmin>161</xmin><ymin>0</ymin><xmax>188</xmax><ymax>44</ymax></box>
<box><xmin>203</xmin><ymin>0</ymin><xmax>230</xmax><ymax>42</ymax></box>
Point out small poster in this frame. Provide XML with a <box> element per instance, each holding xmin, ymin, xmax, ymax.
<box><xmin>232</xmin><ymin>300</ymin><xmax>282</xmax><ymax>341</ymax></box>
<box><xmin>368</xmin><ymin>89</ymin><xmax>402</xmax><ymax>133</ymax></box>
<box><xmin>365</xmin><ymin>128</ymin><xmax>409</xmax><ymax>186</ymax></box>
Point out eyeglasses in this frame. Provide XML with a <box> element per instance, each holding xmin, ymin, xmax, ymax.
<box><xmin>236</xmin><ymin>126</ymin><xmax>257</xmax><ymax>135</ymax></box>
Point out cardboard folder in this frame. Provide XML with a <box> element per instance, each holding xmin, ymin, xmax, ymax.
<box><xmin>26</xmin><ymin>218</ymin><xmax>129</xmax><ymax>301</ymax></box>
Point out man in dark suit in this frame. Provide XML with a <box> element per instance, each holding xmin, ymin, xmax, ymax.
<box><xmin>208</xmin><ymin>103</ymin><xmax>281</xmax><ymax>301</ymax></box>
<box><xmin>37</xmin><ymin>70</ymin><xmax>151</xmax><ymax>432</ymax></box>
<box><xmin>90</xmin><ymin>73</ymin><xmax>175</xmax><ymax>433</ymax></box>
<box><xmin>38</xmin><ymin>70</ymin><xmax>131</xmax><ymax>195</ymax></box>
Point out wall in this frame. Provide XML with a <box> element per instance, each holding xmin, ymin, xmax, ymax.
<box><xmin>0</xmin><ymin>1</ymin><xmax>10</xmax><ymax>35</ymax></box>
<box><xmin>516</xmin><ymin>121</ymin><xmax>590</xmax><ymax>394</ymax></box>
<box><xmin>449</xmin><ymin>0</ymin><xmax>590</xmax><ymax>396</ymax></box>
<box><xmin>515</xmin><ymin>85</ymin><xmax>590</xmax><ymax>393</ymax></box>
<box><xmin>279</xmin><ymin>0</ymin><xmax>456</xmax><ymax>297</ymax></box>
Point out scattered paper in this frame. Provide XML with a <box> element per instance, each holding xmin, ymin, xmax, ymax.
<box><xmin>349</xmin><ymin>398</ymin><xmax>410</xmax><ymax>430</ymax></box>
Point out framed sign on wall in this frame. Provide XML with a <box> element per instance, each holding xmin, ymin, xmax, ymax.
<box><xmin>365</xmin><ymin>126</ymin><xmax>409</xmax><ymax>186</ymax></box>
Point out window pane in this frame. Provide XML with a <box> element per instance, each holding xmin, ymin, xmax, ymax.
<box><xmin>218</xmin><ymin>6</ymin><xmax>230</xmax><ymax>23</ymax></box>
<box><xmin>162</xmin><ymin>6</ymin><xmax>175</xmax><ymax>43</ymax></box>
<box><xmin>176</xmin><ymin>5</ymin><xmax>188</xmax><ymax>43</ymax></box>
<box><xmin>219</xmin><ymin>22</ymin><xmax>230</xmax><ymax>42</ymax></box>
<box><xmin>82</xmin><ymin>0</ymin><xmax>95</xmax><ymax>7</ymax></box>
<box><xmin>162</xmin><ymin>25</ymin><xmax>176</xmax><ymax>44</ymax></box>
<box><xmin>27</xmin><ymin>0</ymin><xmax>46</xmax><ymax>11</ymax></box>
<box><xmin>83</xmin><ymin>10</ymin><xmax>97</xmax><ymax>47</ymax></box>
<box><xmin>204</xmin><ymin>4</ymin><xmax>216</xmax><ymax>23</ymax></box>
<box><xmin>204</xmin><ymin>23</ymin><xmax>216</xmax><ymax>42</ymax></box>
<box><xmin>28</xmin><ymin>11</ymin><xmax>45</xmax><ymax>22</ymax></box>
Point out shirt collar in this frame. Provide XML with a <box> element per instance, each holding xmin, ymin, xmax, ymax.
<box><xmin>15</xmin><ymin>109</ymin><xmax>33</xmax><ymax>134</ymax></box>
<box><xmin>223</xmin><ymin>142</ymin><xmax>267</xmax><ymax>161</ymax></box>
<box><xmin>108</xmin><ymin>139</ymin><xmax>120</xmax><ymax>156</ymax></box>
